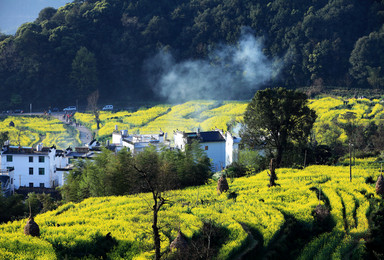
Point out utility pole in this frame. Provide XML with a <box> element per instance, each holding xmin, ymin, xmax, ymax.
<box><xmin>303</xmin><ymin>149</ymin><xmax>307</xmax><ymax>168</ymax></box>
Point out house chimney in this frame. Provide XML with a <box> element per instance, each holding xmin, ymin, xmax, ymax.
<box><xmin>115</xmin><ymin>125</ymin><xmax>118</xmax><ymax>131</ymax></box>
<box><xmin>36</xmin><ymin>143</ymin><xmax>43</xmax><ymax>152</ymax></box>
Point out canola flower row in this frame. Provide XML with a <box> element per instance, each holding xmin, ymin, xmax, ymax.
<box><xmin>74</xmin><ymin>101</ymin><xmax>247</xmax><ymax>139</ymax></box>
<box><xmin>0</xmin><ymin>164</ymin><xmax>379</xmax><ymax>259</ymax></box>
<box><xmin>0</xmin><ymin>116</ymin><xmax>80</xmax><ymax>149</ymax></box>
<box><xmin>74</xmin><ymin>97</ymin><xmax>384</xmax><ymax>147</ymax></box>
<box><xmin>309</xmin><ymin>97</ymin><xmax>384</xmax><ymax>145</ymax></box>
<box><xmin>298</xmin><ymin>165</ymin><xmax>376</xmax><ymax>259</ymax></box>
<box><xmin>1</xmin><ymin>96</ymin><xmax>383</xmax><ymax>149</ymax></box>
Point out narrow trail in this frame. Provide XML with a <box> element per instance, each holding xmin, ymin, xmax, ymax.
<box><xmin>52</xmin><ymin>113</ymin><xmax>93</xmax><ymax>146</ymax></box>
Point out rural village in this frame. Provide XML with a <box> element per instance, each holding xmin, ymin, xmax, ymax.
<box><xmin>0</xmin><ymin>123</ymin><xmax>240</xmax><ymax>197</ymax></box>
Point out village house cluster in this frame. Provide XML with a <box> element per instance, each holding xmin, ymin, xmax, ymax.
<box><xmin>0</xmin><ymin>127</ymin><xmax>240</xmax><ymax>196</ymax></box>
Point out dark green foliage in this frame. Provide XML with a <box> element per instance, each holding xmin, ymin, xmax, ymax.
<box><xmin>168</xmin><ymin>220</ymin><xmax>229</xmax><ymax>260</ymax></box>
<box><xmin>241</xmin><ymin>87</ymin><xmax>317</xmax><ymax>167</ymax></box>
<box><xmin>61</xmin><ymin>146</ymin><xmax>211</xmax><ymax>202</ymax></box>
<box><xmin>225</xmin><ymin>162</ymin><xmax>247</xmax><ymax>178</ymax></box>
<box><xmin>238</xmin><ymin>148</ymin><xmax>268</xmax><ymax>173</ymax></box>
<box><xmin>25</xmin><ymin>192</ymin><xmax>57</xmax><ymax>214</ymax></box>
<box><xmin>0</xmin><ymin>132</ymin><xmax>9</xmax><ymax>149</ymax></box>
<box><xmin>0</xmin><ymin>193</ymin><xmax>25</xmax><ymax>223</ymax></box>
<box><xmin>366</xmin><ymin>200</ymin><xmax>384</xmax><ymax>259</ymax></box>
<box><xmin>0</xmin><ymin>192</ymin><xmax>57</xmax><ymax>223</ymax></box>
<box><xmin>0</xmin><ymin>0</ymin><xmax>383</xmax><ymax>109</ymax></box>
<box><xmin>51</xmin><ymin>231</ymin><xmax>117</xmax><ymax>259</ymax></box>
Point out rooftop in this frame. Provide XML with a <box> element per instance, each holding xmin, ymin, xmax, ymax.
<box><xmin>185</xmin><ymin>131</ymin><xmax>226</xmax><ymax>143</ymax></box>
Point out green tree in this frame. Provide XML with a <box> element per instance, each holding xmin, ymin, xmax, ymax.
<box><xmin>0</xmin><ymin>132</ymin><xmax>9</xmax><ymax>149</ymax></box>
<box><xmin>241</xmin><ymin>87</ymin><xmax>317</xmax><ymax>167</ymax></box>
<box><xmin>60</xmin><ymin>159</ymin><xmax>87</xmax><ymax>202</ymax></box>
<box><xmin>350</xmin><ymin>31</ymin><xmax>384</xmax><ymax>88</ymax></box>
<box><xmin>70</xmin><ymin>47</ymin><xmax>99</xmax><ymax>100</ymax></box>
<box><xmin>104</xmin><ymin>148</ymin><xmax>135</xmax><ymax>196</ymax></box>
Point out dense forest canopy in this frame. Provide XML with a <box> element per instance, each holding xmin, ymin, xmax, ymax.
<box><xmin>0</xmin><ymin>0</ymin><xmax>383</xmax><ymax>110</ymax></box>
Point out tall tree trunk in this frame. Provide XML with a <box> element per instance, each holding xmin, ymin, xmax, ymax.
<box><xmin>152</xmin><ymin>193</ymin><xmax>161</xmax><ymax>260</ymax></box>
<box><xmin>269</xmin><ymin>158</ymin><xmax>278</xmax><ymax>187</ymax></box>
<box><xmin>276</xmin><ymin>146</ymin><xmax>283</xmax><ymax>168</ymax></box>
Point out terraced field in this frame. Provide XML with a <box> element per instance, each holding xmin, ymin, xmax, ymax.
<box><xmin>73</xmin><ymin>97</ymin><xmax>384</xmax><ymax>146</ymax></box>
<box><xmin>0</xmin><ymin>115</ymin><xmax>81</xmax><ymax>149</ymax></box>
<box><xmin>0</xmin><ymin>165</ymin><xmax>379</xmax><ymax>259</ymax></box>
<box><xmin>2</xmin><ymin>96</ymin><xmax>384</xmax><ymax>148</ymax></box>
<box><xmin>74</xmin><ymin>100</ymin><xmax>248</xmax><ymax>140</ymax></box>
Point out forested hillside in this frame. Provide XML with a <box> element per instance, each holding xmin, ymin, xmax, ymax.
<box><xmin>0</xmin><ymin>0</ymin><xmax>383</xmax><ymax>109</ymax></box>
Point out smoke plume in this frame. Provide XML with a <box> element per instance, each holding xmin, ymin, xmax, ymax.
<box><xmin>146</xmin><ymin>29</ymin><xmax>282</xmax><ymax>102</ymax></box>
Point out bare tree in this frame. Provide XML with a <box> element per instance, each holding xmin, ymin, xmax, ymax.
<box><xmin>87</xmin><ymin>90</ymin><xmax>101</xmax><ymax>130</ymax></box>
<box><xmin>132</xmin><ymin>147</ymin><xmax>177</xmax><ymax>260</ymax></box>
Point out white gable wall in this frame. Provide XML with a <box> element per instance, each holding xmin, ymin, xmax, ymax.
<box><xmin>174</xmin><ymin>132</ymin><xmax>185</xmax><ymax>150</ymax></box>
<box><xmin>225</xmin><ymin>133</ymin><xmax>234</xmax><ymax>167</ymax></box>
<box><xmin>200</xmin><ymin>142</ymin><xmax>226</xmax><ymax>171</ymax></box>
<box><xmin>112</xmin><ymin>132</ymin><xmax>123</xmax><ymax>145</ymax></box>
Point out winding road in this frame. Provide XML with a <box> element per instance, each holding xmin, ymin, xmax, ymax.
<box><xmin>51</xmin><ymin>113</ymin><xmax>93</xmax><ymax>145</ymax></box>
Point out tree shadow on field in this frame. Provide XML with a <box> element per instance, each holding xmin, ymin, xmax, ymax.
<box><xmin>51</xmin><ymin>231</ymin><xmax>118</xmax><ymax>259</ymax></box>
<box><xmin>241</xmin><ymin>187</ymin><xmax>336</xmax><ymax>260</ymax></box>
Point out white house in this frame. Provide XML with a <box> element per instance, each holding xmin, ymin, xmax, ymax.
<box><xmin>174</xmin><ymin>129</ymin><xmax>241</xmax><ymax>171</ymax></box>
<box><xmin>0</xmin><ymin>144</ymin><xmax>67</xmax><ymax>189</ymax></box>
<box><xmin>112</xmin><ymin>127</ymin><xmax>170</xmax><ymax>154</ymax></box>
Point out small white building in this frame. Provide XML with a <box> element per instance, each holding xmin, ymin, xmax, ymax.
<box><xmin>0</xmin><ymin>168</ymin><xmax>14</xmax><ymax>196</ymax></box>
<box><xmin>112</xmin><ymin>128</ymin><xmax>170</xmax><ymax>154</ymax></box>
<box><xmin>0</xmin><ymin>145</ymin><xmax>68</xmax><ymax>189</ymax></box>
<box><xmin>174</xmin><ymin>129</ymin><xmax>240</xmax><ymax>171</ymax></box>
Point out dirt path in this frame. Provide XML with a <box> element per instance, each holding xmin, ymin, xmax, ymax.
<box><xmin>52</xmin><ymin>113</ymin><xmax>93</xmax><ymax>145</ymax></box>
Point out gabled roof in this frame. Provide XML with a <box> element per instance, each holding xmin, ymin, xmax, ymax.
<box><xmin>1</xmin><ymin>146</ymin><xmax>49</xmax><ymax>155</ymax></box>
<box><xmin>185</xmin><ymin>131</ymin><xmax>225</xmax><ymax>143</ymax></box>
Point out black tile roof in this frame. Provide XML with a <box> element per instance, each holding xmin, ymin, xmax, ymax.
<box><xmin>186</xmin><ymin>131</ymin><xmax>225</xmax><ymax>143</ymax></box>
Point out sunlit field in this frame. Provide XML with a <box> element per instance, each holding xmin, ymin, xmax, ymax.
<box><xmin>72</xmin><ymin>97</ymin><xmax>384</xmax><ymax>146</ymax></box>
<box><xmin>0</xmin><ymin>116</ymin><xmax>81</xmax><ymax>149</ymax></box>
<box><xmin>0</xmin><ymin>164</ymin><xmax>379</xmax><ymax>259</ymax></box>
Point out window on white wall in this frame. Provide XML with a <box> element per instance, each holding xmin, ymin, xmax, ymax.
<box><xmin>38</xmin><ymin>156</ymin><xmax>45</xmax><ymax>163</ymax></box>
<box><xmin>29</xmin><ymin>183</ymin><xmax>34</xmax><ymax>188</ymax></box>
<box><xmin>6</xmin><ymin>155</ymin><xmax>12</xmax><ymax>162</ymax></box>
<box><xmin>39</xmin><ymin>168</ymin><xmax>45</xmax><ymax>175</ymax></box>
<box><xmin>29</xmin><ymin>156</ymin><xmax>33</xmax><ymax>162</ymax></box>
<box><xmin>29</xmin><ymin>168</ymin><xmax>33</xmax><ymax>175</ymax></box>
<box><xmin>205</xmin><ymin>146</ymin><xmax>208</xmax><ymax>150</ymax></box>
